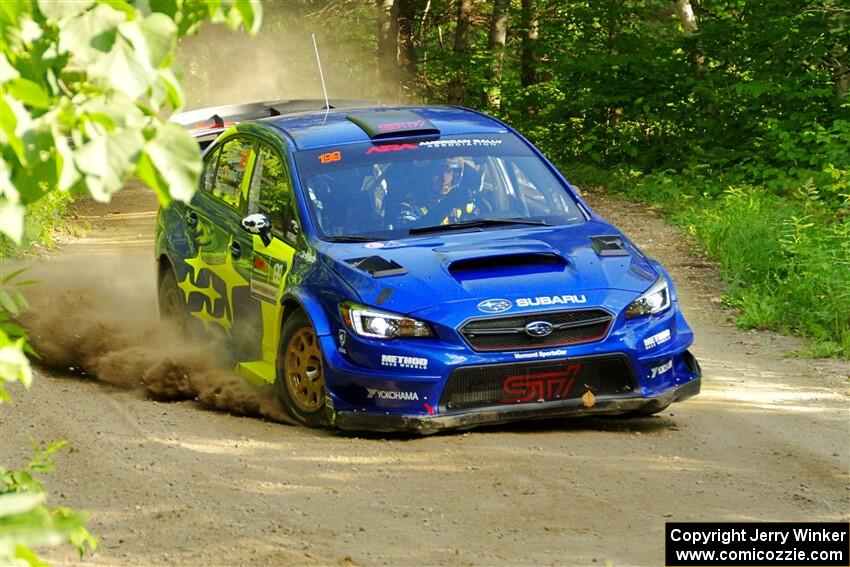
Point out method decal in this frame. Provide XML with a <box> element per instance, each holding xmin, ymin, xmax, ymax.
<box><xmin>380</xmin><ymin>354</ymin><xmax>428</xmax><ymax>370</ymax></box>
<box><xmin>644</xmin><ymin>329</ymin><xmax>672</xmax><ymax>350</ymax></box>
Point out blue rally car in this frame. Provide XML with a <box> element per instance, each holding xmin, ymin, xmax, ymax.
<box><xmin>156</xmin><ymin>101</ymin><xmax>701</xmax><ymax>433</ymax></box>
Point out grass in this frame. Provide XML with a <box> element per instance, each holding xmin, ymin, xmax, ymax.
<box><xmin>567</xmin><ymin>163</ymin><xmax>850</xmax><ymax>359</ymax></box>
<box><xmin>1</xmin><ymin>192</ymin><xmax>78</xmax><ymax>258</ymax></box>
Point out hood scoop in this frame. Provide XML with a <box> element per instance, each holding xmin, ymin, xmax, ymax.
<box><xmin>591</xmin><ymin>235</ymin><xmax>630</xmax><ymax>257</ymax></box>
<box><xmin>448</xmin><ymin>252</ymin><xmax>567</xmax><ymax>281</ymax></box>
<box><xmin>345</xmin><ymin>256</ymin><xmax>407</xmax><ymax>277</ymax></box>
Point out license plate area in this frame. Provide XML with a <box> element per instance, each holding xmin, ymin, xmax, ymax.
<box><xmin>441</xmin><ymin>356</ymin><xmax>635</xmax><ymax>411</ymax></box>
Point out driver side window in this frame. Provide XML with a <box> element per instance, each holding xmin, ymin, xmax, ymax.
<box><xmin>252</xmin><ymin>143</ymin><xmax>294</xmax><ymax>240</ymax></box>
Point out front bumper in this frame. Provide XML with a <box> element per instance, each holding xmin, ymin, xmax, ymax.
<box><xmin>334</xmin><ymin>375</ymin><xmax>700</xmax><ymax>435</ymax></box>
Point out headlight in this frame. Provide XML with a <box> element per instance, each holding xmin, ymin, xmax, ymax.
<box><xmin>339</xmin><ymin>302</ymin><xmax>435</xmax><ymax>339</ymax></box>
<box><xmin>625</xmin><ymin>277</ymin><xmax>671</xmax><ymax>318</ymax></box>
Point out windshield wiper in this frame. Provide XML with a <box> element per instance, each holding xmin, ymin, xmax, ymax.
<box><xmin>323</xmin><ymin>235</ymin><xmax>386</xmax><ymax>243</ymax></box>
<box><xmin>408</xmin><ymin>218</ymin><xmax>551</xmax><ymax>236</ymax></box>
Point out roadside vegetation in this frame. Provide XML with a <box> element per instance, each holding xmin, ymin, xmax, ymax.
<box><xmin>0</xmin><ymin>1</ymin><xmax>260</xmax><ymax>564</ymax></box>
<box><xmin>257</xmin><ymin>0</ymin><xmax>846</xmax><ymax>357</ymax></box>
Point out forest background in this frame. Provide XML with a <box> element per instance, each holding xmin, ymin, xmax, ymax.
<box><xmin>188</xmin><ymin>0</ymin><xmax>848</xmax><ymax>357</ymax></box>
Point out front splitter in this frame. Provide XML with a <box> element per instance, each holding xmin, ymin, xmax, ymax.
<box><xmin>333</xmin><ymin>378</ymin><xmax>700</xmax><ymax>435</ymax></box>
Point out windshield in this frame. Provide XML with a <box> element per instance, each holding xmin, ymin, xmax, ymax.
<box><xmin>293</xmin><ymin>134</ymin><xmax>585</xmax><ymax>240</ymax></box>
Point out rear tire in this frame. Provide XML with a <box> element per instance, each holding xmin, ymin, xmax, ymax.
<box><xmin>276</xmin><ymin>311</ymin><xmax>330</xmax><ymax>428</ymax></box>
<box><xmin>158</xmin><ymin>268</ymin><xmax>187</xmax><ymax>330</ymax></box>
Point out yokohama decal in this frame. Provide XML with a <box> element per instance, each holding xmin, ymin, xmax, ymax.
<box><xmin>501</xmin><ymin>364</ymin><xmax>583</xmax><ymax>404</ymax></box>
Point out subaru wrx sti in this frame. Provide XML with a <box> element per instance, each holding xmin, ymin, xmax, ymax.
<box><xmin>156</xmin><ymin>101</ymin><xmax>701</xmax><ymax>433</ymax></box>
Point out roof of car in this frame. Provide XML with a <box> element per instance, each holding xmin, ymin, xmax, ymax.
<box><xmin>263</xmin><ymin>105</ymin><xmax>510</xmax><ymax>150</ymax></box>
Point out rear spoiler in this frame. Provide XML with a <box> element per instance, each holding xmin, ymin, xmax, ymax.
<box><xmin>172</xmin><ymin>98</ymin><xmax>380</xmax><ymax>149</ymax></box>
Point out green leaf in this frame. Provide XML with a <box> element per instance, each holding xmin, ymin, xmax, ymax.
<box><xmin>88</xmin><ymin>35</ymin><xmax>154</xmax><ymax>99</ymax></box>
<box><xmin>150</xmin><ymin>66</ymin><xmax>183</xmax><ymax>111</ymax></box>
<box><xmin>95</xmin><ymin>0</ymin><xmax>135</xmax><ymax>18</ymax></box>
<box><xmin>139</xmin><ymin>121</ymin><xmax>200</xmax><ymax>202</ymax></box>
<box><xmin>13</xmin><ymin>544</ymin><xmax>50</xmax><ymax>567</ymax></box>
<box><xmin>1</xmin><ymin>267</ymin><xmax>28</xmax><ymax>284</ymax></box>
<box><xmin>0</xmin><ymin>53</ymin><xmax>20</xmax><ymax>84</ymax></box>
<box><xmin>58</xmin><ymin>4</ymin><xmax>126</xmax><ymax>66</ymax></box>
<box><xmin>0</xmin><ymin>291</ymin><xmax>19</xmax><ymax>316</ymax></box>
<box><xmin>4</xmin><ymin>79</ymin><xmax>50</xmax><ymax>109</ymax></box>
<box><xmin>37</xmin><ymin>0</ymin><xmax>89</xmax><ymax>22</ymax></box>
<box><xmin>0</xmin><ymin>492</ymin><xmax>45</xmax><ymax>518</ymax></box>
<box><xmin>0</xmin><ymin>196</ymin><xmax>25</xmax><ymax>244</ymax></box>
<box><xmin>138</xmin><ymin>13</ymin><xmax>176</xmax><ymax>68</ymax></box>
<box><xmin>233</xmin><ymin>0</ymin><xmax>261</xmax><ymax>34</ymax></box>
<box><xmin>0</xmin><ymin>0</ymin><xmax>25</xmax><ymax>28</ymax></box>
<box><xmin>0</xmin><ymin>96</ymin><xmax>24</xmax><ymax>159</ymax></box>
<box><xmin>73</xmin><ymin>127</ymin><xmax>144</xmax><ymax>201</ymax></box>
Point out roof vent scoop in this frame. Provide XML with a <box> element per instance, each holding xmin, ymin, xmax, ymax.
<box><xmin>591</xmin><ymin>236</ymin><xmax>630</xmax><ymax>257</ymax></box>
<box><xmin>347</xmin><ymin>110</ymin><xmax>440</xmax><ymax>139</ymax></box>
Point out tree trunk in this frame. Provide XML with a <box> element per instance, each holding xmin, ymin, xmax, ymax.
<box><xmin>377</xmin><ymin>0</ymin><xmax>399</xmax><ymax>102</ymax></box>
<box><xmin>520</xmin><ymin>0</ymin><xmax>539</xmax><ymax>89</ymax></box>
<box><xmin>673</xmin><ymin>0</ymin><xmax>698</xmax><ymax>33</ymax></box>
<box><xmin>674</xmin><ymin>0</ymin><xmax>704</xmax><ymax>71</ymax></box>
<box><xmin>485</xmin><ymin>0</ymin><xmax>509</xmax><ymax>111</ymax></box>
<box><xmin>447</xmin><ymin>0</ymin><xmax>473</xmax><ymax>104</ymax></box>
<box><xmin>396</xmin><ymin>0</ymin><xmax>418</xmax><ymax>101</ymax></box>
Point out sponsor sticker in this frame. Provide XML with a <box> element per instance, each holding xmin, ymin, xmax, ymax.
<box><xmin>250</xmin><ymin>279</ymin><xmax>277</xmax><ymax>302</ymax></box>
<box><xmin>378</xmin><ymin>120</ymin><xmax>427</xmax><ymax>132</ymax></box>
<box><xmin>381</xmin><ymin>354</ymin><xmax>428</xmax><ymax>370</ymax></box>
<box><xmin>367</xmin><ymin>388</ymin><xmax>419</xmax><ymax>401</ymax></box>
<box><xmin>366</xmin><ymin>143</ymin><xmax>418</xmax><ymax>154</ymax></box>
<box><xmin>516</xmin><ymin>294</ymin><xmax>587</xmax><ymax>307</ymax></box>
<box><xmin>644</xmin><ymin>329</ymin><xmax>672</xmax><ymax>350</ymax></box>
<box><xmin>513</xmin><ymin>348</ymin><xmax>568</xmax><ymax>361</ymax></box>
<box><xmin>419</xmin><ymin>139</ymin><xmax>503</xmax><ymax>148</ymax></box>
<box><xmin>501</xmin><ymin>364</ymin><xmax>582</xmax><ymax>404</ymax></box>
<box><xmin>319</xmin><ymin>151</ymin><xmax>341</xmax><ymax>164</ymax></box>
<box><xmin>649</xmin><ymin>359</ymin><xmax>673</xmax><ymax>379</ymax></box>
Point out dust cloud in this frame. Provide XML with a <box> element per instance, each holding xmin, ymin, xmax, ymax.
<box><xmin>177</xmin><ymin>4</ymin><xmax>379</xmax><ymax>110</ymax></box>
<box><xmin>19</xmin><ymin>255</ymin><xmax>295</xmax><ymax>425</ymax></box>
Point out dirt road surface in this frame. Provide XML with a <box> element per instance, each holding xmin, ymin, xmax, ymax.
<box><xmin>2</xmin><ymin>184</ymin><xmax>848</xmax><ymax>566</ymax></box>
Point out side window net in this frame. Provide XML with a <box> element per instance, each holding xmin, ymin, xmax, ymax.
<box><xmin>211</xmin><ymin>138</ymin><xmax>256</xmax><ymax>211</ymax></box>
<box><xmin>255</xmin><ymin>144</ymin><xmax>292</xmax><ymax>231</ymax></box>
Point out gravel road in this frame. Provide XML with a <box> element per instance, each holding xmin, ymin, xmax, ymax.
<box><xmin>2</xmin><ymin>184</ymin><xmax>847</xmax><ymax>566</ymax></box>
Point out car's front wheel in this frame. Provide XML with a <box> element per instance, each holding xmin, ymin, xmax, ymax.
<box><xmin>276</xmin><ymin>311</ymin><xmax>331</xmax><ymax>427</ymax></box>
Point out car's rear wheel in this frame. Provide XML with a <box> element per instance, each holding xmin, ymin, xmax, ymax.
<box><xmin>158</xmin><ymin>268</ymin><xmax>186</xmax><ymax>330</ymax></box>
<box><xmin>276</xmin><ymin>311</ymin><xmax>330</xmax><ymax>427</ymax></box>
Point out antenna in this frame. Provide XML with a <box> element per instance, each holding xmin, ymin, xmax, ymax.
<box><xmin>311</xmin><ymin>33</ymin><xmax>330</xmax><ymax>122</ymax></box>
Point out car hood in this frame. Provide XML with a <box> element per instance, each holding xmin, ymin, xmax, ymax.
<box><xmin>319</xmin><ymin>220</ymin><xmax>658</xmax><ymax>316</ymax></box>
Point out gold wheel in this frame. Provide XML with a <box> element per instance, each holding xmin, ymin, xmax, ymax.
<box><xmin>284</xmin><ymin>326</ymin><xmax>325</xmax><ymax>413</ymax></box>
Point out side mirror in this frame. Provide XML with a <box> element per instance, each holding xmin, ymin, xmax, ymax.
<box><xmin>241</xmin><ymin>213</ymin><xmax>273</xmax><ymax>246</ymax></box>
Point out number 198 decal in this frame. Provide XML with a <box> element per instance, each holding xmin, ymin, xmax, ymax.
<box><xmin>319</xmin><ymin>151</ymin><xmax>341</xmax><ymax>164</ymax></box>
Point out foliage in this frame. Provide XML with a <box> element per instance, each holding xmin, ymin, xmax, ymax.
<box><xmin>570</xmin><ymin>164</ymin><xmax>850</xmax><ymax>358</ymax></box>
<box><xmin>0</xmin><ymin>441</ymin><xmax>97</xmax><ymax>567</ymax></box>
<box><xmin>0</xmin><ymin>268</ymin><xmax>36</xmax><ymax>402</ymax></box>
<box><xmin>350</xmin><ymin>0</ymin><xmax>848</xmax><ymax>354</ymax></box>
<box><xmin>0</xmin><ymin>0</ymin><xmax>262</xmax><ymax>245</ymax></box>
<box><xmin>1</xmin><ymin>1</ymin><xmax>262</xmax><ymax>564</ymax></box>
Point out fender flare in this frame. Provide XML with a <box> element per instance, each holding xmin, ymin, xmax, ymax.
<box><xmin>280</xmin><ymin>289</ymin><xmax>334</xmax><ymax>336</ymax></box>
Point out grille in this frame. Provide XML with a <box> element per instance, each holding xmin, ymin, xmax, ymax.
<box><xmin>460</xmin><ymin>309</ymin><xmax>613</xmax><ymax>351</ymax></box>
<box><xmin>440</xmin><ymin>357</ymin><xmax>634</xmax><ymax>411</ymax></box>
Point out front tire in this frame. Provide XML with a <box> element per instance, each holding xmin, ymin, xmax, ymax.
<box><xmin>276</xmin><ymin>311</ymin><xmax>330</xmax><ymax>427</ymax></box>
